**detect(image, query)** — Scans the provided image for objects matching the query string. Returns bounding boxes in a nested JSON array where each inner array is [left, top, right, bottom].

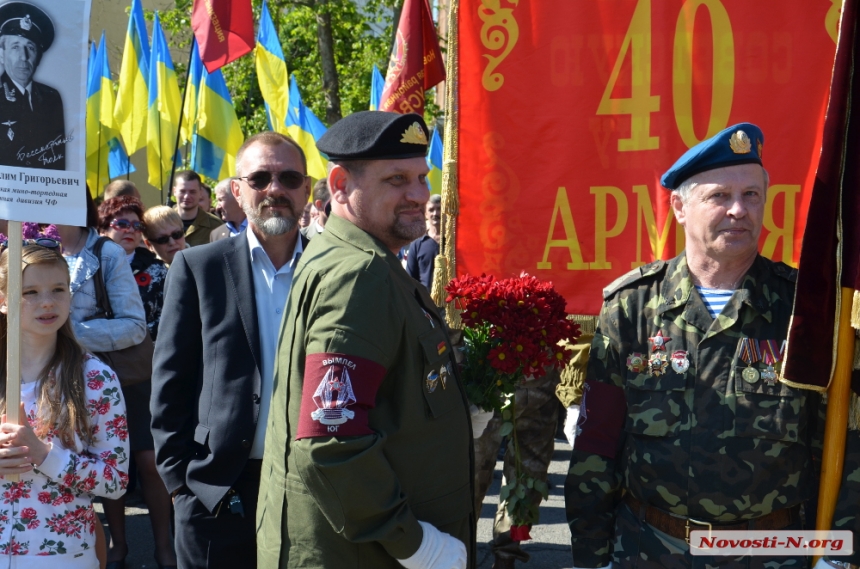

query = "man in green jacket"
[[257, 111, 475, 569]]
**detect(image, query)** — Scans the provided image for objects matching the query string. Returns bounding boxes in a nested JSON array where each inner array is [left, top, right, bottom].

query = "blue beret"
[[0, 2, 54, 53], [317, 111, 428, 161], [660, 123, 764, 190]]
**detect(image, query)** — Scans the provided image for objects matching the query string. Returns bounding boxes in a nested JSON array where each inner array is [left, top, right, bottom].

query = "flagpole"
[[168, 41, 196, 202]]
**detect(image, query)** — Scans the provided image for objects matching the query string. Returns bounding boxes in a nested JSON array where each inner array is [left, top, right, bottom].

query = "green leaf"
[[501, 409, 512, 421], [499, 421, 514, 437], [515, 484, 527, 499], [526, 477, 534, 489], [499, 485, 511, 501], [533, 480, 549, 498]]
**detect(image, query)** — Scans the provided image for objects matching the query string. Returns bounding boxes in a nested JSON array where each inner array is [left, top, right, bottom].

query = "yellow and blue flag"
[[256, 0, 289, 134], [114, 0, 150, 155], [285, 74, 327, 180], [191, 64, 245, 181], [181, 39, 205, 147], [427, 128, 443, 195], [370, 64, 384, 110], [88, 43, 97, 79], [147, 13, 182, 189], [87, 33, 133, 195]]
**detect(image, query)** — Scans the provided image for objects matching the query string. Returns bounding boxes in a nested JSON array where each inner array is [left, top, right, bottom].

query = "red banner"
[[457, 0, 839, 315], [191, 0, 254, 73], [381, 0, 446, 115]]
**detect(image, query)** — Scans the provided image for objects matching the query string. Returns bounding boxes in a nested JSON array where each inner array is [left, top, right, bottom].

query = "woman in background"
[[98, 196, 175, 569]]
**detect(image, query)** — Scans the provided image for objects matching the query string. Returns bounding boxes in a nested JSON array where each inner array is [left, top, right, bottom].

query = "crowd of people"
[[0, 111, 856, 569]]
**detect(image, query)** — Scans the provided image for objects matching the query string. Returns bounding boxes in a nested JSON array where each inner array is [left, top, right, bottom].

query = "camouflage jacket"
[[565, 253, 855, 567]]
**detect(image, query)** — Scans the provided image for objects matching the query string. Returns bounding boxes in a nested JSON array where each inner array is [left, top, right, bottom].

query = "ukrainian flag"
[[146, 13, 182, 190], [87, 33, 134, 195], [427, 128, 443, 195], [285, 75, 327, 180], [191, 65, 245, 181], [256, 0, 290, 135], [114, 0, 150, 155], [181, 39, 204, 147], [370, 64, 384, 110]]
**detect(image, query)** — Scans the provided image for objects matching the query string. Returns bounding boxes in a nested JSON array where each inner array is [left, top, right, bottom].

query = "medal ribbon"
[[739, 337, 761, 365], [760, 339, 781, 366]]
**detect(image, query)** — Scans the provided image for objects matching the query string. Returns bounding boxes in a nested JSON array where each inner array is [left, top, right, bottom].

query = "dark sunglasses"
[[239, 170, 308, 191], [1, 238, 61, 250], [149, 229, 185, 245], [109, 219, 146, 232]]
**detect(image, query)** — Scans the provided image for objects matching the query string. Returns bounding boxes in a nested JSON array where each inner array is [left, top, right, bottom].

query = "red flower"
[[135, 272, 152, 287], [87, 378, 104, 391], [37, 492, 51, 504], [20, 508, 36, 520], [510, 525, 532, 542]]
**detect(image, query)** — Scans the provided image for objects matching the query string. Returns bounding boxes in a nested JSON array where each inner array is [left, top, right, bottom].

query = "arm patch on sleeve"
[[295, 353, 387, 440], [573, 380, 627, 458]]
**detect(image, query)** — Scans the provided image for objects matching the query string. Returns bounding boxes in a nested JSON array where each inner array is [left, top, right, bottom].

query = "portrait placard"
[[0, 0, 90, 226]]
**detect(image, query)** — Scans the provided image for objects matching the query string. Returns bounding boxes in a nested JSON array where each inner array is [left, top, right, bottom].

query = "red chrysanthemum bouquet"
[[445, 272, 580, 537]]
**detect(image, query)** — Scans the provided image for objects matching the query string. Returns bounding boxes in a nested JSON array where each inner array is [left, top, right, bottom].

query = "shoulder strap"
[[91, 237, 114, 319]]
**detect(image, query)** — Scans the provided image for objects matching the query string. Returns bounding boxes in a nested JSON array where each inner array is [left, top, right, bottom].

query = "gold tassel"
[[431, 0, 462, 329], [851, 289, 860, 329]]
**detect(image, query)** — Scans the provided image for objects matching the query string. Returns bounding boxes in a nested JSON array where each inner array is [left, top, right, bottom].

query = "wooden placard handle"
[[4, 221, 22, 483]]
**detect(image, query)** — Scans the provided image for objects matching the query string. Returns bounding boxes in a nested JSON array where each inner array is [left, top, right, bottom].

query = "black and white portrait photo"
[[0, 1, 82, 171]]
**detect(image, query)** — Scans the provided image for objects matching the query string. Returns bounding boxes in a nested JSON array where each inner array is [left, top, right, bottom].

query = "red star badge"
[[648, 330, 671, 352]]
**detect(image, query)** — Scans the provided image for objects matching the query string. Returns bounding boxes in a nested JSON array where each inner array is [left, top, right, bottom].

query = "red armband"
[[573, 380, 627, 458], [295, 353, 387, 440]]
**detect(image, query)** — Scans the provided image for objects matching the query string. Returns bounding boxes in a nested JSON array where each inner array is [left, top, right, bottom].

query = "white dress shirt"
[[247, 228, 303, 459]]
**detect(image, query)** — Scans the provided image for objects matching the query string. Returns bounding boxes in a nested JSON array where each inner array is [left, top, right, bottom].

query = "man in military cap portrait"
[[0, 1, 64, 170], [564, 123, 859, 568], [257, 111, 475, 569]]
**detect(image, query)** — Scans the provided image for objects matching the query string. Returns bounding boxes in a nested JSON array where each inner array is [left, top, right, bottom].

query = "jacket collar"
[[222, 231, 262, 369], [658, 253, 774, 337]]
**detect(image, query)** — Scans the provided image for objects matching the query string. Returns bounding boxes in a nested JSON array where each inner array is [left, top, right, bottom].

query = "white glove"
[[563, 404, 581, 446], [469, 405, 494, 438], [398, 521, 466, 569], [812, 560, 840, 569]]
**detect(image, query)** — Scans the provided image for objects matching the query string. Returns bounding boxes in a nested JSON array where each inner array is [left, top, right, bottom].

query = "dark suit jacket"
[[209, 224, 231, 243], [151, 230, 308, 512], [0, 72, 65, 170]]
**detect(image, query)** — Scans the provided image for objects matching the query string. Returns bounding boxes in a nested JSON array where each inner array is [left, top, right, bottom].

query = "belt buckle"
[[685, 517, 713, 545]]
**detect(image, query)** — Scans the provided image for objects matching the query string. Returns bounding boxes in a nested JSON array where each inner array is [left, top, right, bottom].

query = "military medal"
[[739, 337, 761, 384], [759, 339, 784, 386], [648, 352, 669, 376], [2, 121, 14, 141], [670, 350, 690, 374], [626, 352, 647, 374], [439, 363, 450, 389], [648, 330, 671, 352], [422, 309, 435, 328], [426, 370, 439, 393]]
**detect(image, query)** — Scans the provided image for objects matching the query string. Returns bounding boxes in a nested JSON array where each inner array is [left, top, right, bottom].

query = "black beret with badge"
[[660, 122, 764, 190], [317, 111, 429, 161], [0, 2, 54, 53]]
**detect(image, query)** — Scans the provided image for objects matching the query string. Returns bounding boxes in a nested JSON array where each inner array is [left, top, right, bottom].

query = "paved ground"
[[97, 437, 575, 569], [476, 438, 573, 569]]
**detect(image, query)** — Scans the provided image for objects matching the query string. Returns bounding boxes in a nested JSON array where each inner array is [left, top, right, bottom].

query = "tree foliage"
[[153, 0, 409, 136]]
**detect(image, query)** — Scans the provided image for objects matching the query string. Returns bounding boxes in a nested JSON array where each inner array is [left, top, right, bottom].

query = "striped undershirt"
[[695, 286, 734, 318]]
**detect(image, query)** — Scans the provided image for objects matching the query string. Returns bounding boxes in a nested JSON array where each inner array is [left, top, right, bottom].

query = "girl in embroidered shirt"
[[0, 244, 129, 568]]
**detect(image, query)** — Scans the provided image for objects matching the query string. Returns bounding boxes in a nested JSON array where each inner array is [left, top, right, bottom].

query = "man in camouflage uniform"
[[564, 123, 860, 569], [473, 369, 561, 569]]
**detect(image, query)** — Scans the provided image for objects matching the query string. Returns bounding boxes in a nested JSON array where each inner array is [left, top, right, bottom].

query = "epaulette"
[[770, 261, 798, 283], [602, 260, 667, 300]]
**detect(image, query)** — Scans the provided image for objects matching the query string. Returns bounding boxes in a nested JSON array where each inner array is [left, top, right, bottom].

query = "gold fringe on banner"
[[851, 289, 860, 329], [569, 315, 598, 336], [431, 0, 462, 330], [852, 332, 860, 431]]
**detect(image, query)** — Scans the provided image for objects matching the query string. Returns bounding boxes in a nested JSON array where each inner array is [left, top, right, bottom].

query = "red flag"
[[380, 0, 445, 115], [191, 0, 254, 73]]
